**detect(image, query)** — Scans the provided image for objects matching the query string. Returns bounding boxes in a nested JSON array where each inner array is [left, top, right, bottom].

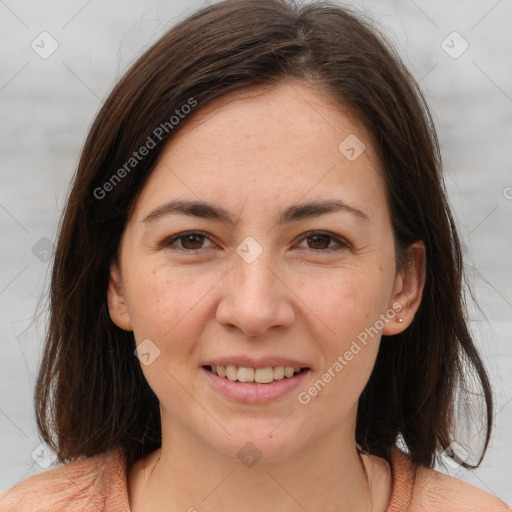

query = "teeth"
[[238, 366, 255, 382], [226, 365, 238, 381], [254, 367, 274, 383], [284, 366, 295, 378], [208, 364, 305, 384], [273, 366, 284, 380]]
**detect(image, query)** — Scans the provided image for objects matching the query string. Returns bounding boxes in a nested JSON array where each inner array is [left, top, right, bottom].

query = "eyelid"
[[160, 230, 216, 252], [161, 230, 349, 253], [295, 231, 349, 252]]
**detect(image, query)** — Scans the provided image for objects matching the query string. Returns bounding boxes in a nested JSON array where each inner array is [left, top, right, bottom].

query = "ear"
[[107, 261, 133, 331], [382, 241, 426, 335]]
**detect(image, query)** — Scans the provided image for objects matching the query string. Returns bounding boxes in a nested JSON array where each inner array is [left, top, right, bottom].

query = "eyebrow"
[[141, 199, 369, 225]]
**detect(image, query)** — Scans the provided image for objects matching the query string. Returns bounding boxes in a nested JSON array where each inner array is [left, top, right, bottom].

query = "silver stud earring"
[[397, 317, 404, 323]]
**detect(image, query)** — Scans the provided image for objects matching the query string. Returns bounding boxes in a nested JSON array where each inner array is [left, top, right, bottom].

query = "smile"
[[204, 364, 307, 384], [202, 365, 310, 404]]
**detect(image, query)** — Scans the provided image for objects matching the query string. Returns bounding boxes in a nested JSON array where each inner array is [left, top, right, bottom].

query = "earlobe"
[[382, 241, 426, 336], [107, 262, 133, 331]]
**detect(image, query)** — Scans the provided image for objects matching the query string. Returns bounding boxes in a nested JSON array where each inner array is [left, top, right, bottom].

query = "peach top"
[[1, 447, 510, 511]]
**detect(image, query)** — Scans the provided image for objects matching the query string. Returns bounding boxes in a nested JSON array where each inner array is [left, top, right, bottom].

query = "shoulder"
[[0, 448, 131, 511], [388, 448, 512, 512], [412, 465, 512, 512]]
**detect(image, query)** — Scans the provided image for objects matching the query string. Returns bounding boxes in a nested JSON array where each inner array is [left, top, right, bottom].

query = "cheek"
[[295, 265, 392, 405], [124, 265, 217, 403], [300, 265, 392, 345], [124, 264, 211, 349]]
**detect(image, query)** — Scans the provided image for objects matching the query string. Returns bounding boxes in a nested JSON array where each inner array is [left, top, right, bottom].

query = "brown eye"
[[297, 231, 348, 253], [306, 234, 331, 250], [179, 233, 205, 250], [163, 231, 215, 252]]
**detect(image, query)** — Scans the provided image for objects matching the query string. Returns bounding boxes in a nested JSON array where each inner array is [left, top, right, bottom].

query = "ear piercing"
[[397, 317, 404, 323]]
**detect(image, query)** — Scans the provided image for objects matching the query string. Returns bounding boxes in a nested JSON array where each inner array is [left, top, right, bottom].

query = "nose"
[[215, 248, 295, 337]]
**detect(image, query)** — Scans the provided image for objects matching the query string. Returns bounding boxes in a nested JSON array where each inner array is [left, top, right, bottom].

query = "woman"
[[1, 0, 510, 510]]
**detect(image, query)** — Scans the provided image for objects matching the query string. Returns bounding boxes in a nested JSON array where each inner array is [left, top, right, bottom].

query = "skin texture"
[[108, 81, 426, 512]]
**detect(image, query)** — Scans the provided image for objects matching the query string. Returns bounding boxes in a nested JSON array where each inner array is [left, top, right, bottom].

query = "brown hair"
[[35, 0, 493, 470]]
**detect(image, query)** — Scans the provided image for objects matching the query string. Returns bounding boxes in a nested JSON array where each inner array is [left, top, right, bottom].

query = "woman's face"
[[108, 81, 422, 461]]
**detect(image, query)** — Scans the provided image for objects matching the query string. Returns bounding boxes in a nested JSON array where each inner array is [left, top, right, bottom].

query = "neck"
[[139, 420, 374, 512]]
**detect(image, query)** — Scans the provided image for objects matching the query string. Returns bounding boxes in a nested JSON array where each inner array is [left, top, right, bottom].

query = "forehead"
[[132, 81, 387, 221], [171, 81, 376, 158]]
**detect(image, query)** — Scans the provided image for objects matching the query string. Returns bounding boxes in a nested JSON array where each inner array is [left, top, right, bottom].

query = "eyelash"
[[161, 230, 348, 255]]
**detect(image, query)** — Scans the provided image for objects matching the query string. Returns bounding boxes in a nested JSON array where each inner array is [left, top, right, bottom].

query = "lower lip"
[[201, 367, 310, 404]]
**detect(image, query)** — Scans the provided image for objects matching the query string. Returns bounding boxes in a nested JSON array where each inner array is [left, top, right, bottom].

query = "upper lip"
[[202, 356, 310, 369]]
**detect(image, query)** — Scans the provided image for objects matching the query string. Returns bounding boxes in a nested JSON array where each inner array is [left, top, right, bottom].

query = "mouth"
[[202, 364, 309, 384], [201, 364, 311, 404]]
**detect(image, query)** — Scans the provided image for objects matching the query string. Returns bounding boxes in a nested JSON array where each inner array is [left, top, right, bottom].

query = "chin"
[[205, 429, 305, 464]]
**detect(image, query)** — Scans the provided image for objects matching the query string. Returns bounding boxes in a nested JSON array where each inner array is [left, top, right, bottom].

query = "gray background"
[[1, 0, 511, 504]]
